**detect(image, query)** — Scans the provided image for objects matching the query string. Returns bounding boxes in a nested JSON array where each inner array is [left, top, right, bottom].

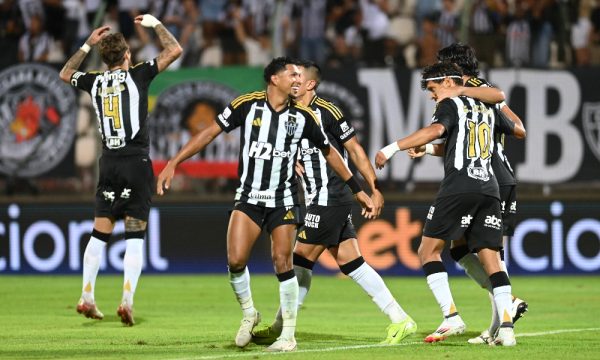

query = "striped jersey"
[[69, 59, 159, 156], [465, 77, 517, 186], [216, 91, 330, 207], [298, 95, 355, 206], [432, 96, 515, 200]]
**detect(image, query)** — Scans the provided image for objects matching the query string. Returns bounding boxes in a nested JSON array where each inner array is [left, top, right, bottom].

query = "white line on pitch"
[[173, 327, 600, 360]]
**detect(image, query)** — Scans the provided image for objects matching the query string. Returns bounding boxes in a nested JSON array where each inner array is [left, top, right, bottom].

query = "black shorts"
[[499, 185, 517, 236], [423, 193, 503, 251], [232, 202, 301, 233], [95, 154, 154, 221], [296, 204, 357, 247]]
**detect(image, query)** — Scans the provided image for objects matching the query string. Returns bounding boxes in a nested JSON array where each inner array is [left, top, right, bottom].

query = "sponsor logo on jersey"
[[427, 206, 435, 220], [248, 141, 292, 160], [468, 165, 490, 181], [0, 63, 77, 177], [300, 146, 321, 156], [248, 189, 275, 200]]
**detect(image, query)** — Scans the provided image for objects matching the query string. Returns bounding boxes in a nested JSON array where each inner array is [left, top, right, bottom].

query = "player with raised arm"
[[409, 43, 528, 344], [156, 57, 373, 352], [376, 62, 522, 346], [252, 61, 416, 345], [59, 14, 182, 326]]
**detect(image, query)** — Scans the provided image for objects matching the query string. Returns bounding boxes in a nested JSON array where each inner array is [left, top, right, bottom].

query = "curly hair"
[[437, 43, 479, 77], [98, 33, 128, 68], [263, 57, 297, 84]]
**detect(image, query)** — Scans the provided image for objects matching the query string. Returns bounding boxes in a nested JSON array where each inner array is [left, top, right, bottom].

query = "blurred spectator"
[[199, 0, 227, 49], [63, 0, 90, 55], [360, 0, 390, 67], [505, 0, 530, 67], [590, 0, 600, 65], [220, 0, 247, 65], [415, 0, 440, 36], [286, 0, 328, 65], [326, 0, 362, 67], [0, 0, 24, 68], [417, 13, 440, 67], [118, 0, 147, 40], [571, 0, 593, 67], [242, 0, 276, 66], [469, 0, 497, 66], [527, 0, 554, 68], [18, 13, 50, 62], [436, 0, 460, 49]]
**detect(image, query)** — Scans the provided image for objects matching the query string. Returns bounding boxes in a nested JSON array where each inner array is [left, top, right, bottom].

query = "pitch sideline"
[[173, 327, 600, 360]]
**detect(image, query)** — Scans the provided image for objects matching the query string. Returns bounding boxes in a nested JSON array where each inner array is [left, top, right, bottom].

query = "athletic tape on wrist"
[[80, 43, 91, 53], [380, 142, 400, 160], [425, 143, 435, 155]]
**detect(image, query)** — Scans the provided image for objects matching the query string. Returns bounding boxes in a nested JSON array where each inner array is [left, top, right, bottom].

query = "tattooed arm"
[[135, 14, 183, 72], [59, 26, 110, 84]]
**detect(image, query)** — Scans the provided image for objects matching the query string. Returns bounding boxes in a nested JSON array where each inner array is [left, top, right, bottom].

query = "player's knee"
[[124, 217, 147, 232], [271, 252, 291, 270], [227, 258, 247, 273]]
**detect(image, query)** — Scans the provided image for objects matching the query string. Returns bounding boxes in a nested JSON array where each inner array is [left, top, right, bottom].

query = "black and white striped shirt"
[[216, 91, 330, 207], [299, 95, 355, 206], [70, 59, 159, 156], [465, 77, 516, 186], [432, 95, 515, 200]]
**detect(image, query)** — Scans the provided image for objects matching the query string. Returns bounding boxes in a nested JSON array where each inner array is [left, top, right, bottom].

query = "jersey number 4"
[[103, 96, 122, 131]]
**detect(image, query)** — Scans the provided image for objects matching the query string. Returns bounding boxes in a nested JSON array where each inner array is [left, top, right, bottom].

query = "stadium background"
[[1, 0, 599, 277]]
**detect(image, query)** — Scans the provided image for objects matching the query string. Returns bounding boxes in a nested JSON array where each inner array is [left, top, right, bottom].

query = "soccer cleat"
[[511, 297, 528, 324], [381, 316, 418, 345], [492, 327, 517, 346], [117, 302, 135, 326], [252, 324, 282, 345], [468, 330, 492, 345], [265, 337, 297, 352], [424, 316, 466, 343], [76, 298, 104, 320], [235, 311, 261, 347]]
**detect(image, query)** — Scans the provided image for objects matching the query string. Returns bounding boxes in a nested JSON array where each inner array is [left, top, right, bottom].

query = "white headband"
[[422, 75, 462, 81]]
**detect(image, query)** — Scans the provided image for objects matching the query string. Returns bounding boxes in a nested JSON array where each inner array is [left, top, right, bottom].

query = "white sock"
[[493, 284, 513, 326], [229, 267, 256, 318], [272, 265, 311, 330], [488, 292, 500, 335], [81, 237, 106, 302], [349, 262, 408, 323], [122, 239, 143, 305], [295, 265, 312, 307], [426, 272, 457, 318], [279, 277, 299, 340], [458, 253, 492, 291]]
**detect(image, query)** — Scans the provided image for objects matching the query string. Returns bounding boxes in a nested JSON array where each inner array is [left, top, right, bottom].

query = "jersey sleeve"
[[465, 77, 493, 88], [495, 109, 516, 135], [320, 102, 355, 144], [129, 58, 159, 87], [300, 108, 330, 149], [431, 99, 457, 136], [215, 102, 244, 133], [69, 71, 97, 92]]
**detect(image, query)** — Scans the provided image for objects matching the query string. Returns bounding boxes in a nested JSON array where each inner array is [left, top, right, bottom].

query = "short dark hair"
[[297, 59, 322, 89], [421, 62, 463, 90], [263, 57, 297, 84], [98, 33, 128, 68], [437, 43, 479, 77]]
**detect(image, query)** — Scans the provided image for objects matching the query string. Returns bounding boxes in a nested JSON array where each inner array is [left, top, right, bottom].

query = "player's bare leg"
[[419, 236, 466, 343], [227, 211, 262, 347]]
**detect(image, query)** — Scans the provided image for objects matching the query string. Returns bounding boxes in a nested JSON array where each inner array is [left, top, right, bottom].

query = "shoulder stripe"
[[231, 91, 266, 109], [295, 102, 320, 126], [315, 98, 343, 120]]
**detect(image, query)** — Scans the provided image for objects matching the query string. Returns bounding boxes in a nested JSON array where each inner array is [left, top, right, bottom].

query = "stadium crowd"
[[2, 0, 600, 71]]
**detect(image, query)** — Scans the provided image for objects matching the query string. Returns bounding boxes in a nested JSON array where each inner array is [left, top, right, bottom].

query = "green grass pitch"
[[0, 275, 599, 359]]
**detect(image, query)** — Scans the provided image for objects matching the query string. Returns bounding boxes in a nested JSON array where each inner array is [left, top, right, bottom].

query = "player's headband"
[[422, 75, 462, 82]]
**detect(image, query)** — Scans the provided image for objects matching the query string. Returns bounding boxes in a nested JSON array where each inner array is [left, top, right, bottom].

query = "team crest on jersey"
[[582, 102, 600, 163], [284, 116, 297, 136], [0, 64, 77, 177]]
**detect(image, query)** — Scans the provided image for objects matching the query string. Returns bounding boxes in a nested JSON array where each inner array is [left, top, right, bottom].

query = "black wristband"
[[346, 176, 362, 194]]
